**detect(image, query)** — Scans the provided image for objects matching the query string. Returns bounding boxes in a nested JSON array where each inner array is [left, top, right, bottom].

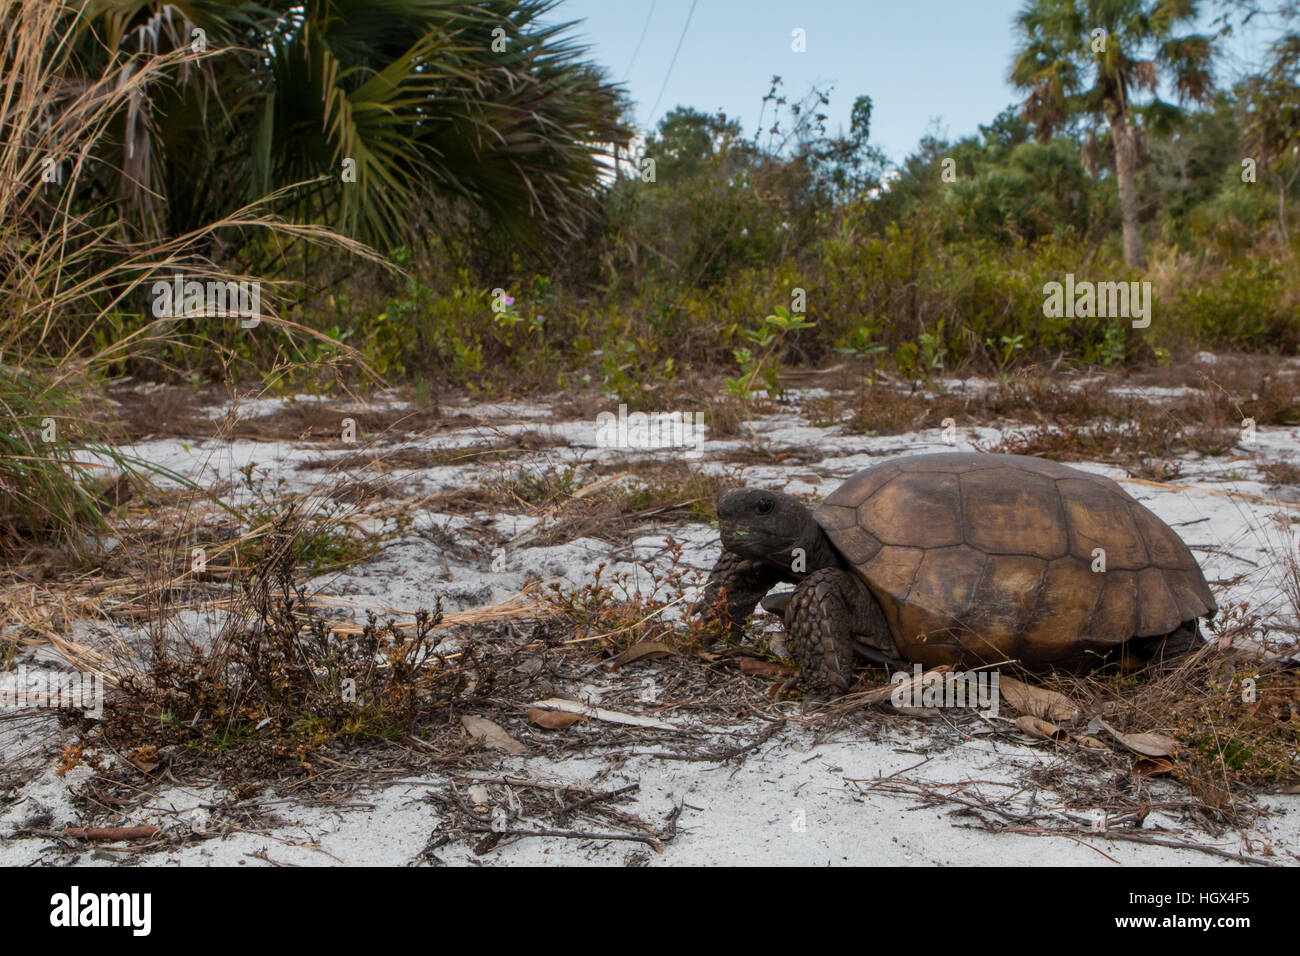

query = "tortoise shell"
[[813, 453, 1216, 668]]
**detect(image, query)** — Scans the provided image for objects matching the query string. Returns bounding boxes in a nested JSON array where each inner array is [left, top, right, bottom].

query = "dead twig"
[[465, 825, 663, 853]]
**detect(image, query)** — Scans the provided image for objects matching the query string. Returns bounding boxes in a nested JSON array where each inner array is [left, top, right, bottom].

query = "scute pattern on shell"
[[813, 452, 1216, 667]]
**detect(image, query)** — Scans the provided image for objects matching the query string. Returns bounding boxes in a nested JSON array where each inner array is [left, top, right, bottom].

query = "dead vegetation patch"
[[793, 373, 1290, 475], [711, 442, 826, 466], [503, 460, 730, 547], [806, 367, 1295, 455], [1261, 461, 1300, 486], [222, 402, 443, 442], [1033, 635, 1300, 818], [295, 430, 564, 471]]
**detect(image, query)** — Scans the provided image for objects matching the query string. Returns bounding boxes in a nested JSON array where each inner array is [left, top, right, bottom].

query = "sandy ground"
[[2, 378, 1298, 866]]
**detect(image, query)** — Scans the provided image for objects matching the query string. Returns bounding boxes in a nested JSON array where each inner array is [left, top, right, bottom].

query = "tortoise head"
[[716, 488, 824, 569]]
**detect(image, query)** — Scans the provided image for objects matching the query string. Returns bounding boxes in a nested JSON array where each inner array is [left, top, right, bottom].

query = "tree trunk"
[[1108, 112, 1145, 269], [1280, 179, 1290, 244], [1277, 168, 1295, 244]]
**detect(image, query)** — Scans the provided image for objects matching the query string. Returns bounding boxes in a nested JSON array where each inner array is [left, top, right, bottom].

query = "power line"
[[645, 0, 697, 129], [623, 0, 657, 79]]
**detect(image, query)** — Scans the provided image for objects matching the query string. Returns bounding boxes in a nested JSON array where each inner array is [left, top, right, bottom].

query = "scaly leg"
[[786, 568, 892, 694], [693, 551, 782, 639]]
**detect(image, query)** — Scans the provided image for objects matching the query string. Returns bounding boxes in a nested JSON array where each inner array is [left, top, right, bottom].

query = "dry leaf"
[[1098, 718, 1181, 758], [1015, 714, 1067, 741], [530, 698, 681, 731], [1133, 756, 1175, 777], [999, 675, 1081, 721], [461, 715, 526, 754], [528, 706, 583, 729], [739, 658, 793, 677], [1076, 734, 1109, 750], [606, 641, 672, 670]]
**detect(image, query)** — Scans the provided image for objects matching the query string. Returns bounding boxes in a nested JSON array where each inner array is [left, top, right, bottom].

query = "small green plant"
[[837, 324, 888, 395], [917, 321, 948, 377], [987, 332, 1026, 384], [1098, 324, 1126, 367], [234, 464, 376, 573], [723, 304, 817, 403]]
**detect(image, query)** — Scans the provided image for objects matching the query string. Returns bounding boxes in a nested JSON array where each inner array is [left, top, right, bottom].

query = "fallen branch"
[[558, 783, 640, 823], [1001, 827, 1279, 867], [465, 825, 662, 853], [64, 825, 160, 842], [639, 719, 785, 762], [856, 777, 1279, 867]]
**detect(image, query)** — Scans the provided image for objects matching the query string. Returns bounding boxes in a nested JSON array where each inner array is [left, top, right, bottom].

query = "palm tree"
[[1240, 33, 1300, 242], [70, 0, 630, 249], [1011, 0, 1216, 267]]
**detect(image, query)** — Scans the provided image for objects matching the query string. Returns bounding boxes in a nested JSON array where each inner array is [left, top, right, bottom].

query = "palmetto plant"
[[1011, 0, 1216, 268], [0, 0, 376, 550], [0, 0, 623, 550], [73, 0, 629, 248]]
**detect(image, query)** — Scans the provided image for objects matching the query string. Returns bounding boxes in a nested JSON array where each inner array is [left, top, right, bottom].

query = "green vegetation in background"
[[24, 1, 1300, 401]]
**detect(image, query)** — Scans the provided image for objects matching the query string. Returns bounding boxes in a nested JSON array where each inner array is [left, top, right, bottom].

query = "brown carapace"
[[695, 452, 1217, 694], [813, 452, 1216, 669]]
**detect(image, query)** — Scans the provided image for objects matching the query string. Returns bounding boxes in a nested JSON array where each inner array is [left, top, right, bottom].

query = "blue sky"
[[551, 0, 1284, 163]]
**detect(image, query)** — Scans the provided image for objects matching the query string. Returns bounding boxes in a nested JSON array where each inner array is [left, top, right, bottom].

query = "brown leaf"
[[606, 641, 672, 670], [64, 826, 159, 842], [1015, 714, 1068, 741], [999, 675, 1081, 722], [1133, 756, 1175, 777], [529, 698, 680, 731], [461, 715, 527, 754], [739, 658, 793, 677], [527, 706, 584, 730], [1076, 734, 1109, 750], [1098, 718, 1181, 757]]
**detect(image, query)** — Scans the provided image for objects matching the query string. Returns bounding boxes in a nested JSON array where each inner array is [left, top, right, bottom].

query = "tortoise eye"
[[755, 498, 774, 515]]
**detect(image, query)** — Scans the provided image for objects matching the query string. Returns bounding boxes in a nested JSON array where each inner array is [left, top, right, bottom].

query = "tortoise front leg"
[[785, 568, 892, 695], [692, 551, 782, 639]]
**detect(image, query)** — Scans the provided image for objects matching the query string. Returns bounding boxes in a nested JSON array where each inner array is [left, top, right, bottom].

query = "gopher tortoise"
[[693, 452, 1216, 693]]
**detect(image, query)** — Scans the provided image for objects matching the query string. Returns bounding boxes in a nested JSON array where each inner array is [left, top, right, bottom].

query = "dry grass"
[[1262, 461, 1300, 486], [1041, 648, 1299, 813], [0, 1, 388, 556], [791, 366, 1298, 477]]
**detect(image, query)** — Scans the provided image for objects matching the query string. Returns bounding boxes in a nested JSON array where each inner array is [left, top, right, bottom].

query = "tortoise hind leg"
[[785, 568, 892, 695], [1125, 621, 1204, 669]]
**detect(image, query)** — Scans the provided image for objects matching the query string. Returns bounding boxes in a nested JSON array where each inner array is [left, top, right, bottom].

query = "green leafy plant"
[[723, 304, 817, 402]]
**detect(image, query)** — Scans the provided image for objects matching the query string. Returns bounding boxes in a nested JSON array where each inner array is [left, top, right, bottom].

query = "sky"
[[550, 0, 1287, 164]]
